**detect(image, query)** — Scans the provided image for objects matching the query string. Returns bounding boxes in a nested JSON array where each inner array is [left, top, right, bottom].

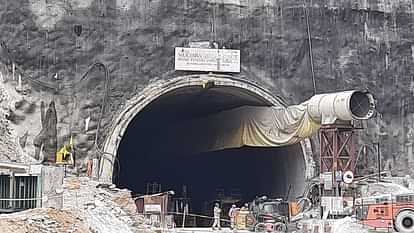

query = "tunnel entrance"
[[106, 75, 311, 222]]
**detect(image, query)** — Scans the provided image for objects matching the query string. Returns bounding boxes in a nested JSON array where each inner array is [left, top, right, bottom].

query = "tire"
[[395, 210, 414, 233], [274, 222, 288, 232], [254, 223, 266, 233]]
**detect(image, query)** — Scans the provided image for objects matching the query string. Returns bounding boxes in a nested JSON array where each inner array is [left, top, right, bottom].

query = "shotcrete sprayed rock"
[[0, 84, 18, 161], [0, 0, 413, 175], [33, 101, 58, 163]]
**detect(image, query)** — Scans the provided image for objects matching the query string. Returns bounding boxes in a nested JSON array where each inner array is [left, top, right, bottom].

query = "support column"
[[407, 126, 414, 175], [407, 141, 414, 176], [319, 124, 356, 196], [9, 173, 15, 209]]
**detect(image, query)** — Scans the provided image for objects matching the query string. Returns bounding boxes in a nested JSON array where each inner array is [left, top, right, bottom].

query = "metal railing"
[[0, 175, 10, 209], [0, 175, 40, 212]]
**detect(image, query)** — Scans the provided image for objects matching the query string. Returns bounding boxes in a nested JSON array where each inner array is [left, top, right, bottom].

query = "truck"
[[355, 193, 414, 233]]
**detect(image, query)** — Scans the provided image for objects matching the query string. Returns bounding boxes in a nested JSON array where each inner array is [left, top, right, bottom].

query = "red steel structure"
[[319, 124, 357, 191]]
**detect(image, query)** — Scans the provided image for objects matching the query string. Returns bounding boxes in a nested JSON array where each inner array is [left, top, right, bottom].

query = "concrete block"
[[41, 165, 64, 209]]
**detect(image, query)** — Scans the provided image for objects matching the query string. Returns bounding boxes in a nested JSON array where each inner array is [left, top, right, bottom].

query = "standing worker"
[[212, 203, 222, 231], [403, 175, 411, 188], [228, 204, 237, 230]]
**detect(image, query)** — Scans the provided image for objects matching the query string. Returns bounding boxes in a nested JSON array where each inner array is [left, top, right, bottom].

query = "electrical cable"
[[166, 211, 231, 223], [302, 0, 317, 95], [63, 62, 120, 181], [0, 41, 58, 91]]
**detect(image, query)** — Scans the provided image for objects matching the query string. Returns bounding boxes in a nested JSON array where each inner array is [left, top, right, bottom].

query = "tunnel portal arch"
[[101, 74, 316, 198]]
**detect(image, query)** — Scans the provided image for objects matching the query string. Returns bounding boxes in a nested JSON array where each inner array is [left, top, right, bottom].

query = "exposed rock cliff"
[[0, 0, 413, 174]]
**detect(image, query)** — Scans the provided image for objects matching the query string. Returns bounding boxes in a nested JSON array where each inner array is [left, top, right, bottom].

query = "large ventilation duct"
[[154, 90, 376, 155], [307, 91, 376, 125]]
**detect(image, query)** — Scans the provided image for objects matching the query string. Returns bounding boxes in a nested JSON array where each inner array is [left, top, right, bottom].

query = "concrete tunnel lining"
[[102, 75, 316, 202]]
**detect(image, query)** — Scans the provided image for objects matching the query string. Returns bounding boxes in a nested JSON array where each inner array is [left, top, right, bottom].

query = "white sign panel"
[[321, 197, 331, 208], [189, 41, 211, 49], [210, 0, 247, 6], [29, 164, 42, 175], [175, 47, 240, 73], [322, 172, 333, 190], [331, 197, 344, 213], [145, 204, 162, 213], [321, 197, 344, 214]]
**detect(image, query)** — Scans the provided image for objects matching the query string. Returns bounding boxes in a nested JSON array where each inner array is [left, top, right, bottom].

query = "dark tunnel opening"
[[114, 85, 307, 223]]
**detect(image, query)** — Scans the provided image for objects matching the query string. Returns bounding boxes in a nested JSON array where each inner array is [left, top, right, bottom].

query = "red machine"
[[355, 193, 414, 233]]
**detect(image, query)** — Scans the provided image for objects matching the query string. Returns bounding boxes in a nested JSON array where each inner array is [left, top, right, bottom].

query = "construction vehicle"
[[244, 196, 289, 233], [355, 193, 414, 233], [56, 136, 74, 165]]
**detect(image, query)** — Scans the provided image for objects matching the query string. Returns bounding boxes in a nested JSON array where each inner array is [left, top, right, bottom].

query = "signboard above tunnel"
[[175, 47, 240, 73]]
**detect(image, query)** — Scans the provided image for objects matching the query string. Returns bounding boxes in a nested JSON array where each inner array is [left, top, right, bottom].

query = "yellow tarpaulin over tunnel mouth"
[[152, 103, 321, 155]]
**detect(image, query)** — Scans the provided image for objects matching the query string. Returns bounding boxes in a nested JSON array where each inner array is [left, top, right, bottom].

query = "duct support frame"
[[319, 124, 356, 197]]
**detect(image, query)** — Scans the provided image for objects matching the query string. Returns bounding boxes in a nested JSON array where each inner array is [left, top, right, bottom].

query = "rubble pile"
[[299, 217, 370, 233], [0, 208, 90, 233], [63, 177, 152, 233], [0, 176, 155, 233], [331, 217, 369, 233], [362, 181, 412, 197]]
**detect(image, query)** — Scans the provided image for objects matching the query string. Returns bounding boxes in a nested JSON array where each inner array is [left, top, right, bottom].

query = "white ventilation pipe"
[[307, 90, 376, 125]]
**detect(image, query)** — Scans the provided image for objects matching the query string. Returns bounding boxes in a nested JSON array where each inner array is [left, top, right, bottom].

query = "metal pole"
[[9, 173, 15, 209], [182, 203, 186, 228], [377, 142, 381, 183], [162, 195, 166, 230], [303, 0, 317, 95]]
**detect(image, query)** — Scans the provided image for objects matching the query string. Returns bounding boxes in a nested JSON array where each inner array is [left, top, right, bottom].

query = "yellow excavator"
[[56, 136, 75, 165]]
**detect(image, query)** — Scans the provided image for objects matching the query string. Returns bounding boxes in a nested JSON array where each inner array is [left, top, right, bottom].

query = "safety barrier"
[[0, 175, 40, 212]]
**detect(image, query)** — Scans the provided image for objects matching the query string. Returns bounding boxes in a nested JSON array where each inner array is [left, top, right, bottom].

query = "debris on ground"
[[298, 217, 370, 233], [0, 176, 155, 233], [331, 217, 369, 233], [0, 208, 90, 233], [62, 176, 153, 233], [362, 181, 413, 197]]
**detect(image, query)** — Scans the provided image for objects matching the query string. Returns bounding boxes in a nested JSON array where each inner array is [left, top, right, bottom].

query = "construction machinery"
[[242, 196, 289, 233], [56, 136, 74, 165], [355, 193, 414, 233]]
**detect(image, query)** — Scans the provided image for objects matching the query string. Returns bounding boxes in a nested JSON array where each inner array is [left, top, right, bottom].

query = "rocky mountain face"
[[0, 0, 413, 175]]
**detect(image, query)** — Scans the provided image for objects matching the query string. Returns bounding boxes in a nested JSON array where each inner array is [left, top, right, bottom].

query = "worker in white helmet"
[[228, 204, 237, 230], [212, 203, 221, 231]]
